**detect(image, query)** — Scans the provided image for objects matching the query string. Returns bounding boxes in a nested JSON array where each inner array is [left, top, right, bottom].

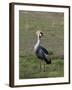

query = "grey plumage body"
[[35, 45, 51, 64]]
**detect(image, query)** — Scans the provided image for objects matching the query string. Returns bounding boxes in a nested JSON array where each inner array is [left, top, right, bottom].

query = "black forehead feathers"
[[40, 32, 43, 35]]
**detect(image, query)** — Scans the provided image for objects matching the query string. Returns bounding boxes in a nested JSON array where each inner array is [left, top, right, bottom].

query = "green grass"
[[19, 11, 64, 79], [19, 55, 64, 79], [19, 11, 64, 56]]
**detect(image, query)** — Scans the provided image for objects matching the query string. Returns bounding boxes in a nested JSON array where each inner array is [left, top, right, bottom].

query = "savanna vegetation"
[[19, 11, 64, 79]]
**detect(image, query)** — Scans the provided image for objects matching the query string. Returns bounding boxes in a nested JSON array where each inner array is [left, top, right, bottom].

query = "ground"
[[19, 55, 64, 79], [19, 11, 64, 79]]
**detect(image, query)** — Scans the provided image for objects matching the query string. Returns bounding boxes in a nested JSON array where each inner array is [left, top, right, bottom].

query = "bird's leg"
[[44, 60, 45, 72], [40, 60, 41, 72]]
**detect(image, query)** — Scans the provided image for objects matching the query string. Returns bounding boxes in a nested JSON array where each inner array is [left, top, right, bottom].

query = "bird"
[[34, 30, 51, 72]]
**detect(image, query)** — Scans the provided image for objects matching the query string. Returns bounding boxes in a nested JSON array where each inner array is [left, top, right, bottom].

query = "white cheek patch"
[[40, 34, 42, 36]]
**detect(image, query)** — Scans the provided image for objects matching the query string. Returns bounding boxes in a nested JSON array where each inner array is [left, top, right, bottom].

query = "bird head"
[[36, 30, 43, 39]]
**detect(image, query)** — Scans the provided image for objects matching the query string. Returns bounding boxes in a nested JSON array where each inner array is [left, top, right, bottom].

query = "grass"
[[19, 11, 64, 79], [19, 11, 64, 56], [19, 55, 64, 79]]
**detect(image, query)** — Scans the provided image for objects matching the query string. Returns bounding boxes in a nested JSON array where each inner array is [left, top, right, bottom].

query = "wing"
[[36, 48, 45, 60], [36, 47, 50, 64], [40, 46, 48, 55]]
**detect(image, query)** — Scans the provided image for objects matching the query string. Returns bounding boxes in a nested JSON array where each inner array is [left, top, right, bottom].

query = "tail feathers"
[[44, 58, 51, 64]]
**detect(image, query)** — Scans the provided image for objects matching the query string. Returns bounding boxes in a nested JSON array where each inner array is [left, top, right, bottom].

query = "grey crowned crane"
[[34, 31, 51, 72]]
